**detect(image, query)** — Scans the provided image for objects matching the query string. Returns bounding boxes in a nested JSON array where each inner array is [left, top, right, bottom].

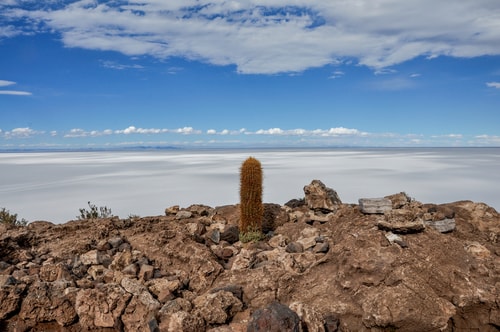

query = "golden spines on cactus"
[[239, 157, 264, 242]]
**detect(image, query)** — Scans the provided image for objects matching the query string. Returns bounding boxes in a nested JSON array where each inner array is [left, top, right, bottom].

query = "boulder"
[[19, 281, 77, 327], [75, 283, 131, 329], [247, 302, 301, 332], [385, 192, 412, 209], [192, 290, 243, 325], [304, 180, 342, 212], [121, 291, 161, 332], [0, 277, 25, 320], [359, 198, 392, 214]]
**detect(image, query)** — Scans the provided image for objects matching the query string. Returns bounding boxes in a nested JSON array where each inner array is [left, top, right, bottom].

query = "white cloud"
[[0, 80, 32, 95], [5, 0, 500, 74], [328, 71, 344, 79], [0, 90, 32, 95], [486, 82, 500, 89], [100, 60, 144, 70], [0, 80, 16, 87], [3, 127, 42, 138]]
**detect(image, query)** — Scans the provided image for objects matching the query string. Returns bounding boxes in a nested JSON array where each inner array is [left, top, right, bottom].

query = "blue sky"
[[1, 0, 500, 149]]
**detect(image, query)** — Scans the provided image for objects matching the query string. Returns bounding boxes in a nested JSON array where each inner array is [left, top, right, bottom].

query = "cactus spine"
[[239, 157, 264, 242]]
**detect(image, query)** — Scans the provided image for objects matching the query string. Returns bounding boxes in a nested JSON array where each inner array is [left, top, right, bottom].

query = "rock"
[[465, 242, 491, 259], [263, 203, 288, 233], [187, 204, 213, 216], [305, 211, 334, 224], [176, 210, 193, 220], [80, 249, 102, 265], [285, 241, 304, 253], [39, 263, 72, 282], [324, 314, 340, 332], [384, 232, 408, 248], [359, 198, 392, 214], [0, 278, 25, 320], [424, 218, 456, 233], [139, 264, 155, 281], [122, 263, 138, 277], [158, 310, 206, 332], [268, 234, 289, 248], [121, 277, 147, 295], [121, 291, 161, 332], [108, 236, 124, 249], [289, 302, 325, 332], [297, 236, 318, 250], [247, 302, 301, 332], [208, 228, 221, 244], [76, 283, 131, 329], [220, 225, 239, 244], [304, 180, 342, 212], [19, 281, 77, 327], [193, 290, 243, 325], [377, 220, 425, 234], [165, 205, 180, 216], [313, 242, 330, 253], [147, 278, 182, 297], [385, 192, 412, 209], [285, 198, 306, 208], [210, 284, 243, 301]]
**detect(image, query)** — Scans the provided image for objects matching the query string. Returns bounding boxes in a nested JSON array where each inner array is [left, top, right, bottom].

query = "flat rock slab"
[[377, 220, 425, 234], [359, 198, 392, 214], [424, 218, 456, 233]]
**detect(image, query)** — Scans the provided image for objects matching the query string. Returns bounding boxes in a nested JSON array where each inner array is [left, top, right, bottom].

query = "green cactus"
[[239, 157, 264, 242]]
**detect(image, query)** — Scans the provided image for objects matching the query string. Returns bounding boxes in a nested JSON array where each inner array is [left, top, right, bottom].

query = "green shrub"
[[0, 208, 27, 226], [78, 201, 113, 220], [239, 157, 264, 243]]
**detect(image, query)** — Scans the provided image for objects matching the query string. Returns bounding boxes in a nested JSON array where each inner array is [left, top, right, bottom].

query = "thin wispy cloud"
[[4, 1, 500, 74], [100, 60, 144, 70], [486, 82, 500, 89], [0, 79, 32, 95]]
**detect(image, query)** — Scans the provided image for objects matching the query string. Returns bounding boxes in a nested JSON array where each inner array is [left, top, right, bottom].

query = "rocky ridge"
[[0, 180, 499, 331]]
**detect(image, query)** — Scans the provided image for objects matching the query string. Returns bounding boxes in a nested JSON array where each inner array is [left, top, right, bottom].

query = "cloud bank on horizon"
[[1, 125, 500, 149], [2, 0, 500, 74]]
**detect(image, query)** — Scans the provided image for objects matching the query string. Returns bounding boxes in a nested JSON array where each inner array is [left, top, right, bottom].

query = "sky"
[[1, 0, 500, 149]]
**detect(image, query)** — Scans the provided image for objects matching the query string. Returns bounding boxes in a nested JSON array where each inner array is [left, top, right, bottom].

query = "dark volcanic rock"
[[247, 302, 300, 332]]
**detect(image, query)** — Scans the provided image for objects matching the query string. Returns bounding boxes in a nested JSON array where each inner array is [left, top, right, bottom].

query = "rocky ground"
[[0, 180, 499, 331]]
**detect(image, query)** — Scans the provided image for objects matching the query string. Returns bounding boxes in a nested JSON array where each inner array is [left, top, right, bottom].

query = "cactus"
[[239, 157, 264, 242]]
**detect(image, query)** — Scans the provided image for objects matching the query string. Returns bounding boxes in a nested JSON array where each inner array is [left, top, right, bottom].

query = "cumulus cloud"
[[4, 0, 500, 74], [3, 127, 42, 138], [486, 82, 500, 89]]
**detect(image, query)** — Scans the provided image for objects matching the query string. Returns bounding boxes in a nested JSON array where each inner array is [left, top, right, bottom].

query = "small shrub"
[[78, 201, 113, 220], [0, 208, 28, 226], [239, 230, 265, 243]]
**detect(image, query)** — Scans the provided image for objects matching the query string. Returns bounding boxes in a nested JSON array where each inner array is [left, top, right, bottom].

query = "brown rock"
[[247, 302, 300, 332], [75, 283, 131, 329], [121, 291, 161, 332], [0, 277, 25, 320], [139, 264, 155, 281], [19, 280, 77, 327], [193, 290, 243, 325], [304, 180, 342, 212], [158, 310, 206, 332], [289, 302, 325, 332]]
